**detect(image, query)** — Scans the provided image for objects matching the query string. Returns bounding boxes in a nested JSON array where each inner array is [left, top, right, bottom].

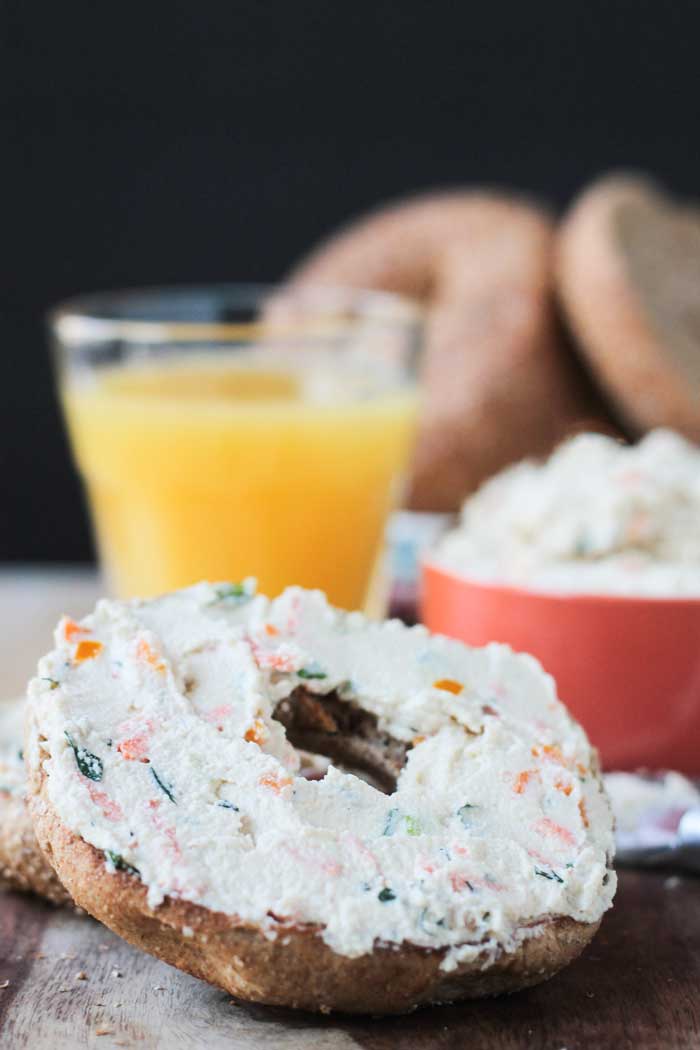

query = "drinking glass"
[[50, 284, 421, 611]]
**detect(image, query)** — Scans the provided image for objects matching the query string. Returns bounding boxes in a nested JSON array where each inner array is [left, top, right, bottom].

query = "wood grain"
[[0, 871, 698, 1049]]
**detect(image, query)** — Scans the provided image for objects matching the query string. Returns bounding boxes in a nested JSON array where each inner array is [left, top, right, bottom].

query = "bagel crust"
[[25, 583, 615, 1013], [30, 784, 600, 1013], [289, 190, 608, 511], [1, 791, 72, 904]]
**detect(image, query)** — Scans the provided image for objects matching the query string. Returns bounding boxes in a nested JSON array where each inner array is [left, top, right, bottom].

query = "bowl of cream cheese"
[[422, 429, 700, 773]]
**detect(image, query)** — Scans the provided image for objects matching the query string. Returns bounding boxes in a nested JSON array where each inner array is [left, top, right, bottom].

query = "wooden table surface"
[[1, 569, 699, 1049]]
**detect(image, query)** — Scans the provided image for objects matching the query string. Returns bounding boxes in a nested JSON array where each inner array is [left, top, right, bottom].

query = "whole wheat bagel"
[[26, 583, 614, 1013], [289, 190, 608, 511], [557, 173, 700, 438], [0, 696, 71, 904]]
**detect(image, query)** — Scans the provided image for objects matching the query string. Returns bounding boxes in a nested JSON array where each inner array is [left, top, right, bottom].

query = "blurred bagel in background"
[[289, 190, 611, 512], [557, 174, 700, 439]]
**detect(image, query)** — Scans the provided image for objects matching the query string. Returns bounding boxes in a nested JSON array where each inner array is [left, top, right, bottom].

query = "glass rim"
[[49, 282, 423, 345]]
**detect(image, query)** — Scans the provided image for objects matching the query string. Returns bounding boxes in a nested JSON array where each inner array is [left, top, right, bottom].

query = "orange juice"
[[62, 357, 418, 608]]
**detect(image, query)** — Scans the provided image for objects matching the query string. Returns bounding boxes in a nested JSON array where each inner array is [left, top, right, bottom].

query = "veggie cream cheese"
[[27, 584, 615, 970], [433, 429, 700, 596], [0, 698, 25, 799]]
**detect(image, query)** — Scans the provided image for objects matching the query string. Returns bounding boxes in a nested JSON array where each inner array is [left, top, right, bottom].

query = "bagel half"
[[289, 190, 609, 511], [0, 696, 71, 904], [557, 173, 700, 438], [26, 583, 615, 1014], [29, 802, 598, 1013]]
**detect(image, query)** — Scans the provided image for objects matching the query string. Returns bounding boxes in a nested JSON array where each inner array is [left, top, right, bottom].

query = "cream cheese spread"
[[0, 697, 26, 799], [27, 584, 615, 970], [433, 429, 700, 596], [604, 771, 700, 836]]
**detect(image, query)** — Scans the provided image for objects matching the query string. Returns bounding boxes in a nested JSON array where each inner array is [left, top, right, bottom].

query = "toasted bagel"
[[0, 696, 71, 904], [289, 190, 608, 511], [557, 173, 700, 437], [27, 583, 615, 1013]]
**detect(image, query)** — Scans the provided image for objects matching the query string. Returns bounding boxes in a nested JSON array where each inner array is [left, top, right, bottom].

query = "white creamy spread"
[[433, 429, 700, 596], [27, 584, 615, 970], [604, 771, 700, 836], [0, 697, 26, 798]]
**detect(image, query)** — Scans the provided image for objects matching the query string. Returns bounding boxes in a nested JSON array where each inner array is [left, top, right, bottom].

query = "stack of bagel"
[[289, 172, 700, 512]]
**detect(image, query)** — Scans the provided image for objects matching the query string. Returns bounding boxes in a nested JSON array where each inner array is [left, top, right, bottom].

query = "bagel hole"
[[273, 688, 408, 795], [297, 750, 389, 792]]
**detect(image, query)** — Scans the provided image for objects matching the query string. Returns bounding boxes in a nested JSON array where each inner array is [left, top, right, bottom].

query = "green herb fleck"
[[210, 582, 251, 605], [41, 677, 59, 690], [383, 808, 400, 836], [419, 908, 445, 931], [17, 749, 23, 763], [65, 731, 103, 782], [216, 800, 239, 811], [378, 887, 396, 902], [534, 866, 564, 884], [404, 815, 421, 836], [104, 850, 140, 877], [151, 768, 176, 803], [457, 803, 477, 827], [297, 664, 327, 680], [383, 809, 421, 836]]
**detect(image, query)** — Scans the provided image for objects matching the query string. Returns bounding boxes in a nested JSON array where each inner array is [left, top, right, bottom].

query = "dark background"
[[3, 1, 700, 564]]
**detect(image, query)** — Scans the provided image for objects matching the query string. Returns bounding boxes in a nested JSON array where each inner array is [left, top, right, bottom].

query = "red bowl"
[[421, 559, 700, 774]]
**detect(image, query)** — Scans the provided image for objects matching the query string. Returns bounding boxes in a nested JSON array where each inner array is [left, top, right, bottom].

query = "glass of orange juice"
[[50, 284, 421, 610]]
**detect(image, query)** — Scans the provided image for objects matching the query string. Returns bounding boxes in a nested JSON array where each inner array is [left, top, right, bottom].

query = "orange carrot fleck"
[[136, 639, 166, 673], [534, 817, 576, 846], [555, 778, 573, 797], [117, 733, 150, 762], [514, 770, 539, 794], [264, 624, 279, 637], [74, 639, 103, 662], [577, 762, 588, 777], [450, 872, 472, 893], [579, 799, 590, 828], [542, 744, 566, 765], [412, 734, 426, 747], [244, 719, 267, 746], [259, 773, 292, 795], [64, 618, 88, 643], [433, 678, 463, 695], [87, 784, 123, 822]]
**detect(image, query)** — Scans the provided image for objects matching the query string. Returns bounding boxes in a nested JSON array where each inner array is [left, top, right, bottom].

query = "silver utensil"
[[615, 804, 700, 872]]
